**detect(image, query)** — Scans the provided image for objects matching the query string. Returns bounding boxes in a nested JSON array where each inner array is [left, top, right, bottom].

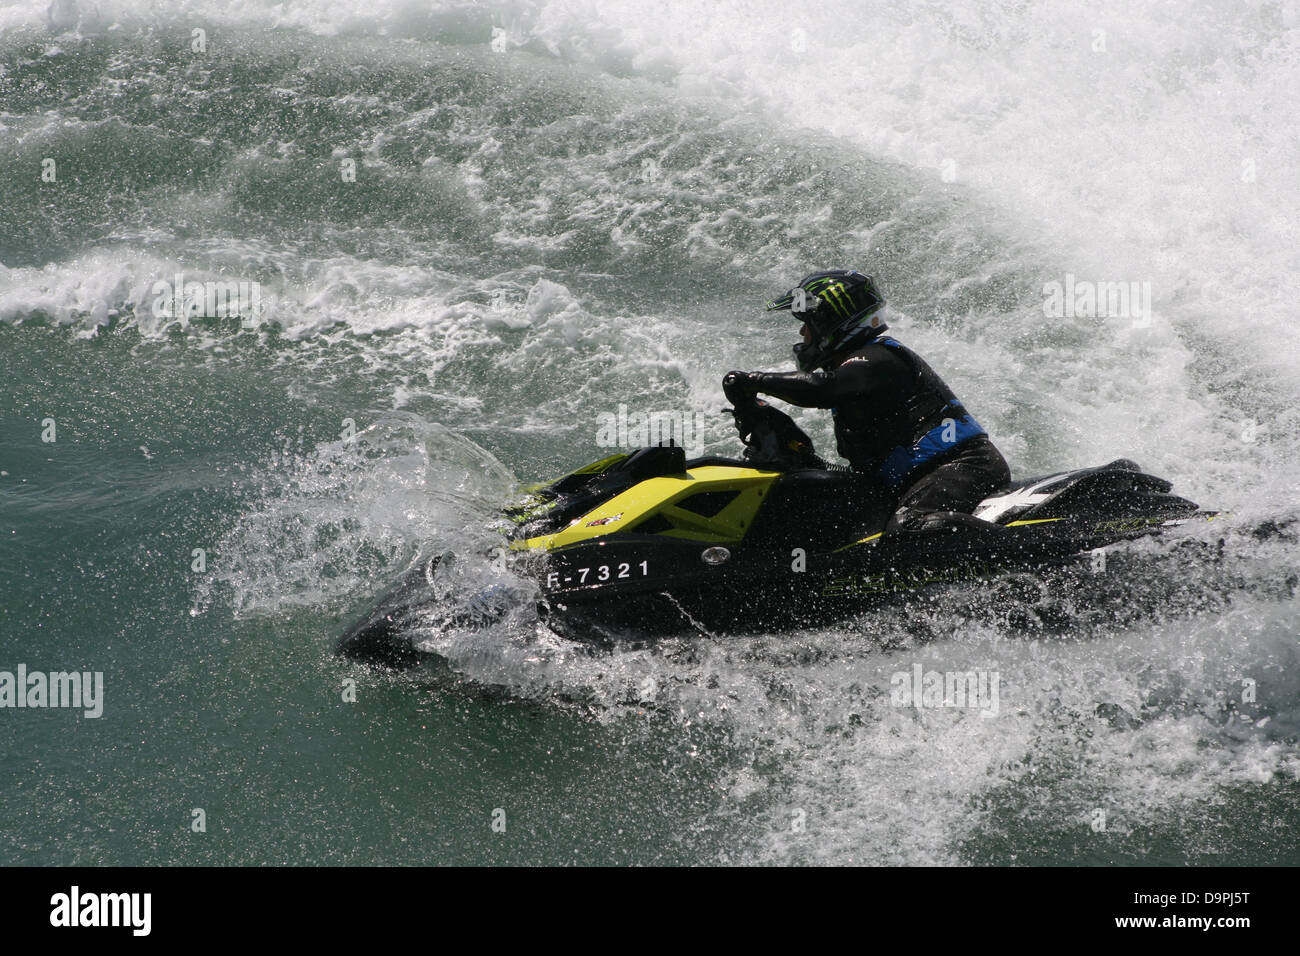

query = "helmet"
[[765, 270, 888, 371]]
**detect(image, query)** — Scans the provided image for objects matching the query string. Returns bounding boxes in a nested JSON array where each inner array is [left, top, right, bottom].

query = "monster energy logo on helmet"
[[766, 269, 888, 371]]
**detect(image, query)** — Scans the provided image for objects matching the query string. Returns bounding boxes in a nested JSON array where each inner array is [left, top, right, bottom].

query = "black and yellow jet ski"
[[338, 400, 1205, 667]]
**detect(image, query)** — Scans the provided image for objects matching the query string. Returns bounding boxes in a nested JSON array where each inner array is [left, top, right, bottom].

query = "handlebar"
[[722, 374, 822, 469]]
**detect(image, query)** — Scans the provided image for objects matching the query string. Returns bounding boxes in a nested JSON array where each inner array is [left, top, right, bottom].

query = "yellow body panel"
[[833, 531, 883, 552], [511, 465, 780, 552]]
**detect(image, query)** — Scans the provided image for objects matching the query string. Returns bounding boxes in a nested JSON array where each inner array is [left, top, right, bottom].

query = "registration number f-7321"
[[547, 561, 649, 589]]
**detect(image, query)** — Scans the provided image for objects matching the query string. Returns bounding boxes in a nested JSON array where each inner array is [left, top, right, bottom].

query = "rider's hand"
[[723, 370, 759, 406]]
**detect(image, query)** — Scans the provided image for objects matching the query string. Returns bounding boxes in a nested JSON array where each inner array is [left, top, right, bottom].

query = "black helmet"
[[765, 269, 888, 371]]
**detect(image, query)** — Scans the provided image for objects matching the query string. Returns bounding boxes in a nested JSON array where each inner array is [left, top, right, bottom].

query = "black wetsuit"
[[745, 335, 1010, 530]]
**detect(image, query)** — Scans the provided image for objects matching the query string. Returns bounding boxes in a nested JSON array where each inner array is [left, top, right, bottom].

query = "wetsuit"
[[739, 336, 1010, 531]]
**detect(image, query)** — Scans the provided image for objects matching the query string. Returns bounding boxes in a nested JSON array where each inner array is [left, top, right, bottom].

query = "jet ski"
[[338, 395, 1207, 668]]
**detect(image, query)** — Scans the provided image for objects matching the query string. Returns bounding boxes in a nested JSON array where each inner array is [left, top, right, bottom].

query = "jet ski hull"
[[338, 452, 1205, 666]]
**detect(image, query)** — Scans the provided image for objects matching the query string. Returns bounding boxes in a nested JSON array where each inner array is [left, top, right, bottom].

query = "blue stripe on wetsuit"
[[879, 402, 986, 489], [872, 334, 987, 490]]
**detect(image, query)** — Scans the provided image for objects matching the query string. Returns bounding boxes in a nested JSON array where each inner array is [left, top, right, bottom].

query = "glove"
[[722, 370, 760, 406]]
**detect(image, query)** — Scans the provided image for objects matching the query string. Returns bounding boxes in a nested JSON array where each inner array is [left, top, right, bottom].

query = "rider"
[[723, 270, 1010, 534]]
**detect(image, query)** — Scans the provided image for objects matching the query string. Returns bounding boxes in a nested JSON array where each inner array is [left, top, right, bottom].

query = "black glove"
[[722, 370, 759, 407]]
